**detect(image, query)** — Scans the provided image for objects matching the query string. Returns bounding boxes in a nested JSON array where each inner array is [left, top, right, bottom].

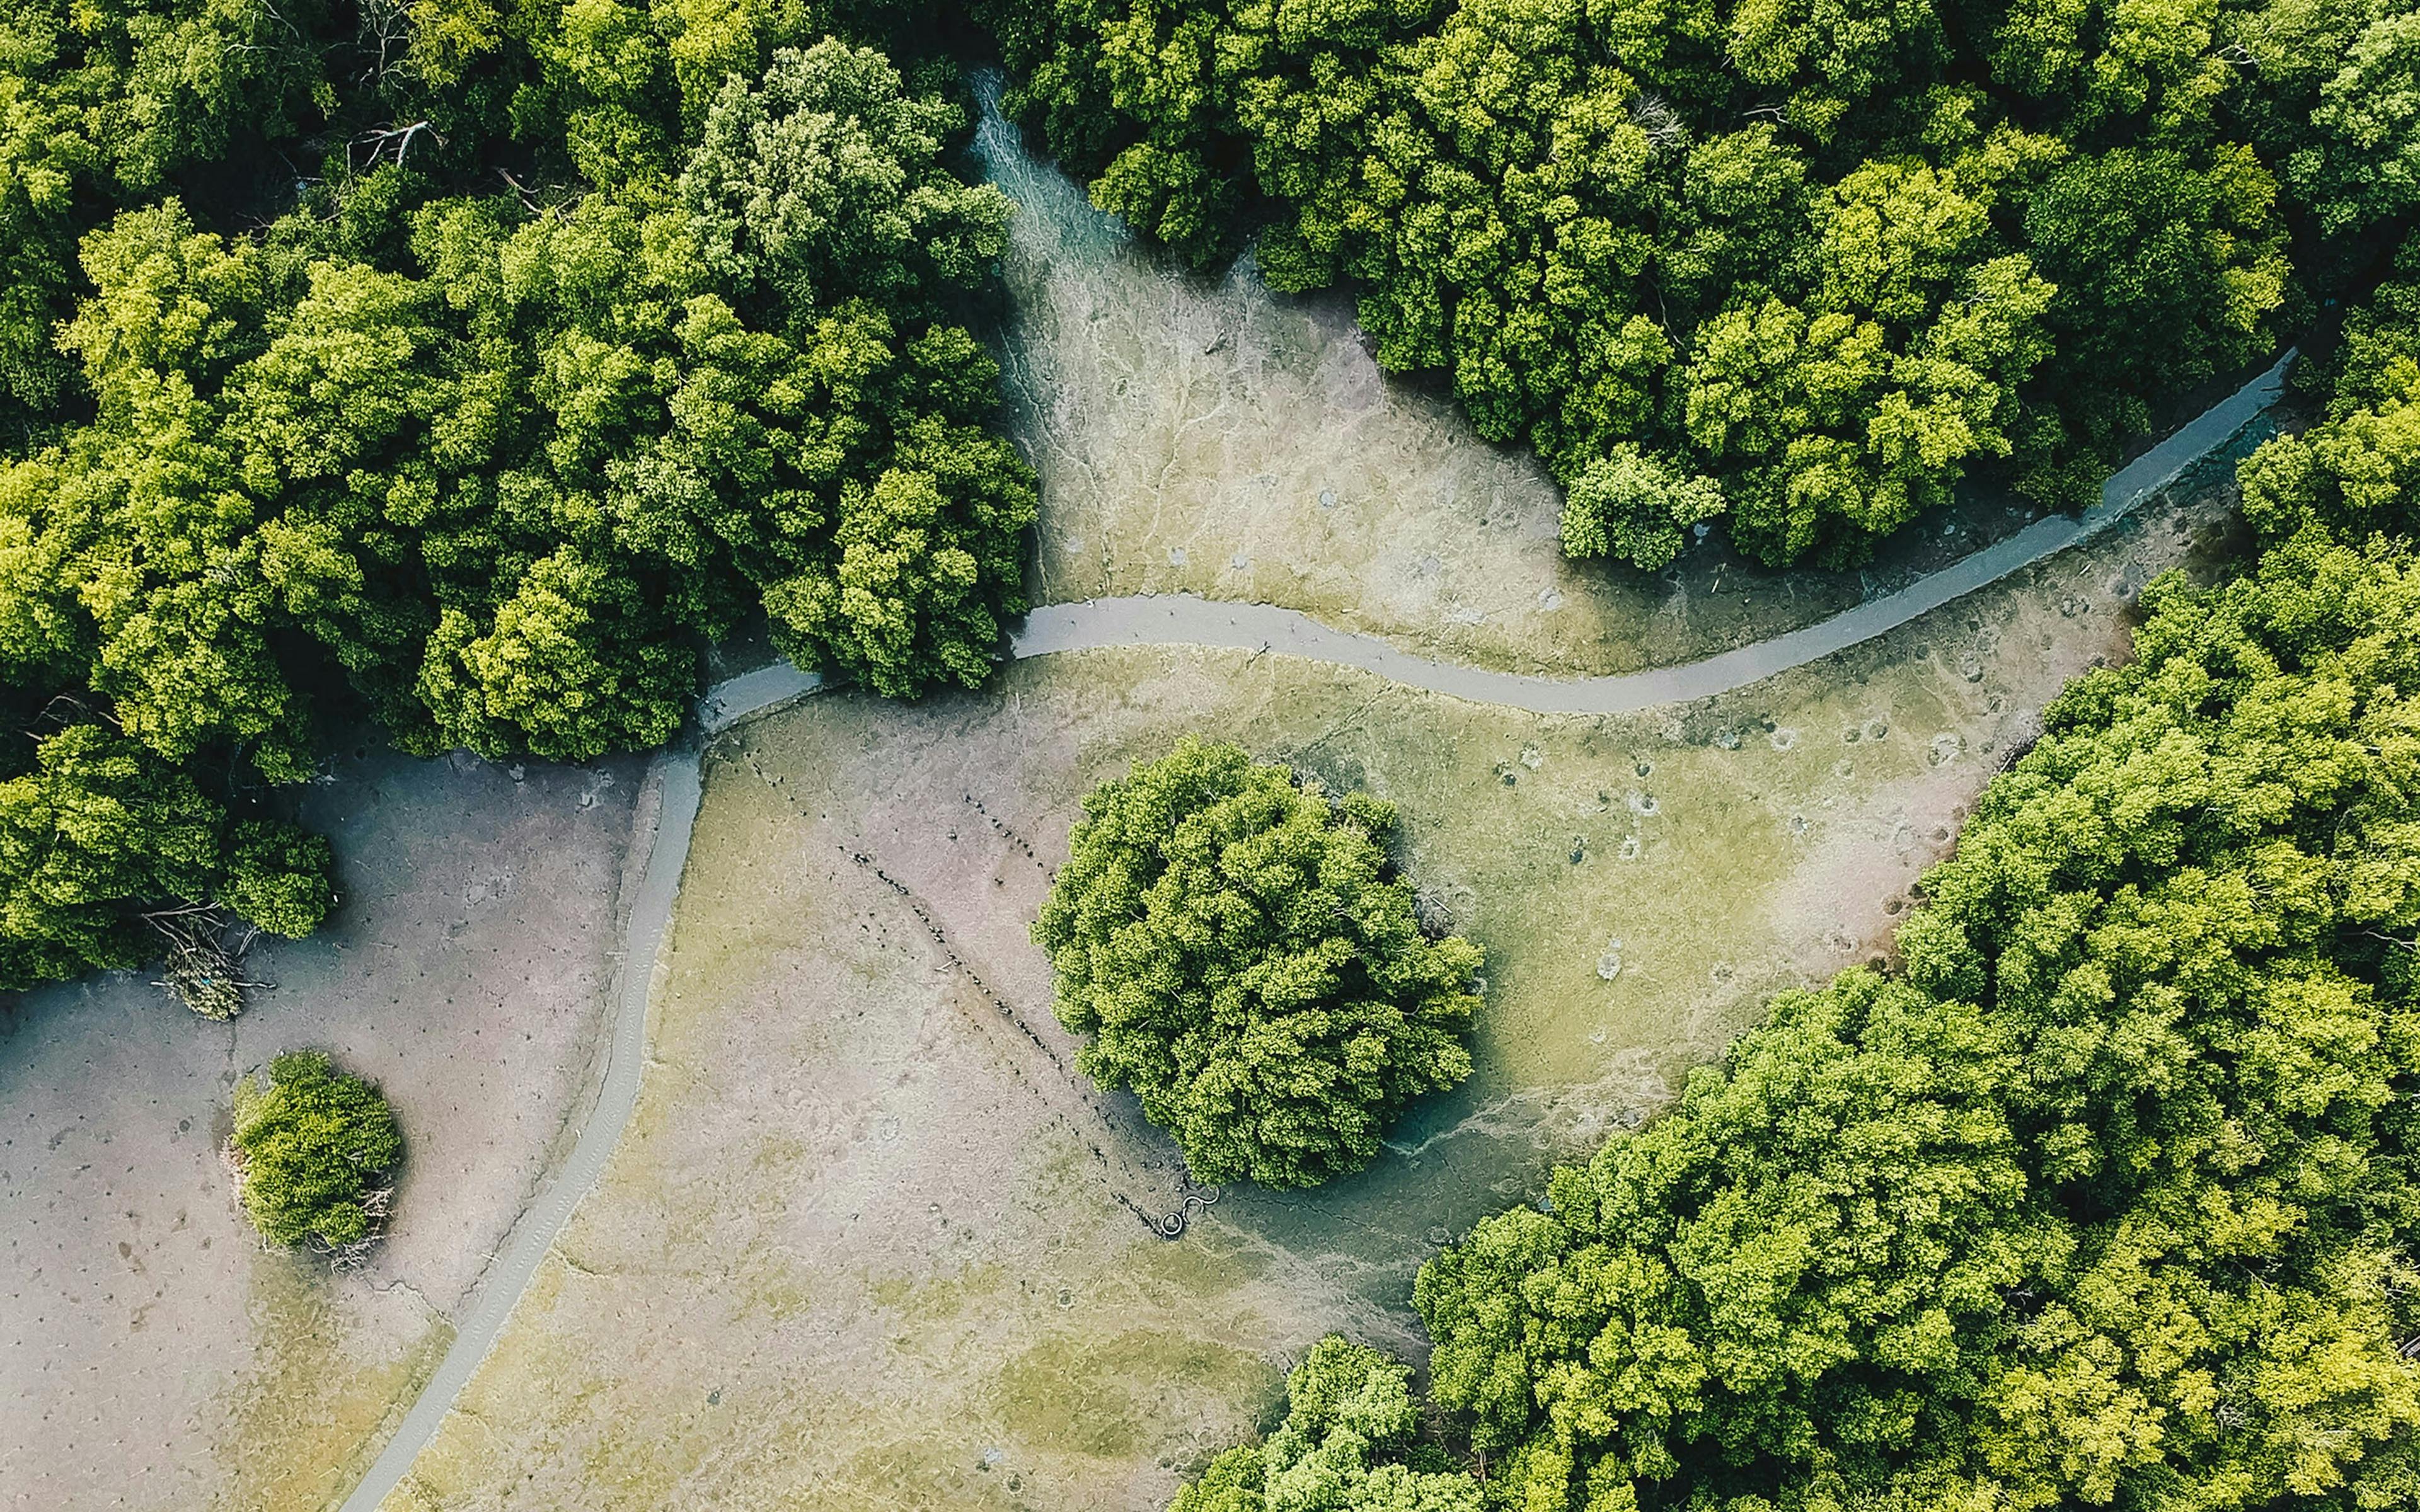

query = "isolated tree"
[[229, 1051, 403, 1250], [1034, 738, 1484, 1188]]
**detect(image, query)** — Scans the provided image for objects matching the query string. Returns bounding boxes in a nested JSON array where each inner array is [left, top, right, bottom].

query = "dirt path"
[[1009, 349, 2290, 707]]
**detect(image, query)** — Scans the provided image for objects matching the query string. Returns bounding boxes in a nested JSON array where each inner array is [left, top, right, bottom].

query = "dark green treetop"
[[0, 8, 1034, 991], [976, 0, 2380, 566]]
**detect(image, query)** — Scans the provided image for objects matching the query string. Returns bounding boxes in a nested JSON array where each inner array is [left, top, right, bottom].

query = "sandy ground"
[[377, 472, 2245, 1511], [0, 743, 649, 1511], [974, 86, 2056, 682]]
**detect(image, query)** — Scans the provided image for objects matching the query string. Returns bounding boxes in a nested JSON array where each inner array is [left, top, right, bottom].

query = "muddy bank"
[[1, 743, 645, 1511]]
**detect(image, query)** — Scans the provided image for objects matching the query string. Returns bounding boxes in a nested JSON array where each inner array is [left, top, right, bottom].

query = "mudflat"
[[1, 743, 647, 1512], [377, 473, 2240, 1511]]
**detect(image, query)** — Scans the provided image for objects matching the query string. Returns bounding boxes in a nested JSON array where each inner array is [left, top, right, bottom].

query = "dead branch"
[[146, 907, 267, 1020], [352, 120, 441, 173], [497, 168, 546, 214], [1628, 91, 1687, 154]]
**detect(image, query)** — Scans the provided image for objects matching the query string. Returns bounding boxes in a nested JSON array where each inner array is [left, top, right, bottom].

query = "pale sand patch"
[[1, 743, 647, 1511]]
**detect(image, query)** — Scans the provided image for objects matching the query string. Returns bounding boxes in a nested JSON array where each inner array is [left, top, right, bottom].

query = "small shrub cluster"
[[228, 1051, 403, 1259]]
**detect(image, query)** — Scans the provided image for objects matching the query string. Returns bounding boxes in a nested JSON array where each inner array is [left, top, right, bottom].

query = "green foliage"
[[1399, 296, 2420, 1508], [1173, 1337, 1482, 1512], [2240, 239, 2420, 543], [1408, 528, 2420, 1511], [0, 722, 332, 988], [229, 1051, 403, 1249], [220, 820, 340, 939], [2290, 7, 2420, 237], [0, 6, 1034, 990], [2024, 144, 2290, 447], [1034, 738, 1483, 1189], [1559, 445, 1724, 570], [977, 0, 2365, 565], [680, 40, 1015, 321], [1165, 255, 2420, 1512], [0, 0, 331, 425]]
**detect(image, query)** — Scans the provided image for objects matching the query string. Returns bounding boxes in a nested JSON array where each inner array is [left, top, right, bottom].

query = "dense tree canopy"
[[229, 1050, 404, 1249], [0, 723, 333, 987], [0, 0, 332, 430], [2285, 4, 2420, 241], [0, 5, 1034, 991], [977, 0, 2392, 565], [2240, 236, 2420, 546], [1034, 738, 1484, 1188], [1163, 280, 2420, 1512], [1412, 525, 2420, 1511]]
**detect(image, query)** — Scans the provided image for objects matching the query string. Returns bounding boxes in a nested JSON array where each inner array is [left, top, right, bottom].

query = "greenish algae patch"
[[838, 1440, 1030, 1511], [210, 1247, 451, 1512], [996, 1329, 1281, 1462], [868, 1262, 1005, 1326]]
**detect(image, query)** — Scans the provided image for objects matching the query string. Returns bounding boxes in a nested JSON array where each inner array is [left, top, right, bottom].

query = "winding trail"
[[337, 350, 2290, 1511]]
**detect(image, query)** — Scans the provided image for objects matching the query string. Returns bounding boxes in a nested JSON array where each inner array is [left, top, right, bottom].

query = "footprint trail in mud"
[[732, 743, 1211, 1242]]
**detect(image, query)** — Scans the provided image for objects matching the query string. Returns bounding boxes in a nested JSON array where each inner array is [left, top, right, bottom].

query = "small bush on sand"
[[228, 1051, 402, 1259]]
